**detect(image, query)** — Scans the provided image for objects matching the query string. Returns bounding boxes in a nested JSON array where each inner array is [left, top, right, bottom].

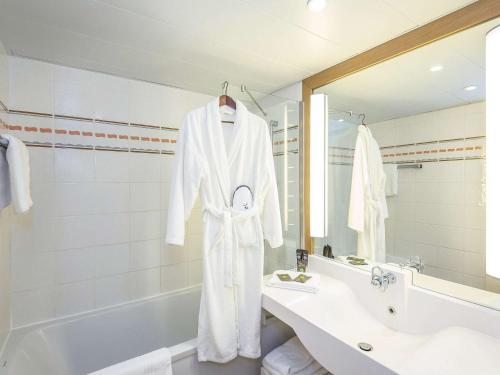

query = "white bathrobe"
[[166, 99, 283, 363], [348, 126, 388, 263]]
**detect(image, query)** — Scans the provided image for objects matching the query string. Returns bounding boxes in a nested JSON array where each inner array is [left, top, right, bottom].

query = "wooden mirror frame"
[[302, 0, 500, 253]]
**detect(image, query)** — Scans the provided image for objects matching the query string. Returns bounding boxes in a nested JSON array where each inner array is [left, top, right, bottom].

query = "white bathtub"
[[0, 286, 294, 375]]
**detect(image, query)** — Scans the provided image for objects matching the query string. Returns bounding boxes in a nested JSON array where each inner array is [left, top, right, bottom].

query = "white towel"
[[263, 366, 328, 375], [2, 135, 32, 213], [383, 164, 398, 196], [0, 148, 11, 210], [263, 336, 326, 375], [267, 271, 320, 293], [88, 348, 172, 375]]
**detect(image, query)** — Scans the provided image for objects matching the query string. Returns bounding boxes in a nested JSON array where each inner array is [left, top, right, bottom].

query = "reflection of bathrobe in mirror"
[[166, 99, 283, 363], [348, 126, 388, 263]]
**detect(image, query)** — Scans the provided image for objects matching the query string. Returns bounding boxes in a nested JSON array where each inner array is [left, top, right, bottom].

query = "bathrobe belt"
[[204, 205, 260, 288]]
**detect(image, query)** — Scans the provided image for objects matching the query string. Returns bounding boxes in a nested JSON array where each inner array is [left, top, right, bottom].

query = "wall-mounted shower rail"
[[241, 85, 267, 117]]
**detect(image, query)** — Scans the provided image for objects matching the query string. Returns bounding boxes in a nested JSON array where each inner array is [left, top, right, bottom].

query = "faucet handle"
[[407, 255, 424, 273], [370, 266, 396, 292], [371, 265, 382, 278]]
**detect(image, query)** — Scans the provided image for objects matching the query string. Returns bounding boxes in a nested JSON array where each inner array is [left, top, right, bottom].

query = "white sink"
[[263, 256, 500, 375]]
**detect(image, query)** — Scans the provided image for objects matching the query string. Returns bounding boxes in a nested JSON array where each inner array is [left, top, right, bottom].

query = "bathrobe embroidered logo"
[[166, 98, 283, 363]]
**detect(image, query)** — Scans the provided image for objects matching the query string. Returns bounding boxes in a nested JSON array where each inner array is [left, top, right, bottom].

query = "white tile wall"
[[371, 102, 487, 289], [0, 208, 11, 349], [0, 39, 11, 350], [7, 57, 213, 327]]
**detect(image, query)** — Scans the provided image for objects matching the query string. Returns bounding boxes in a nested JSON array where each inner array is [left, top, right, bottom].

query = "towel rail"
[[397, 163, 422, 169]]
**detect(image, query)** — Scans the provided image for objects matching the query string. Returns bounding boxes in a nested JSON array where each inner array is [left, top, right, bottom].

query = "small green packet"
[[347, 256, 365, 262], [277, 273, 293, 282], [294, 274, 312, 283]]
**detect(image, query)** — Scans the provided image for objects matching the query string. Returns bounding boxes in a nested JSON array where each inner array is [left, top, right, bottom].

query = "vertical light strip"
[[283, 104, 289, 232], [310, 94, 328, 238], [486, 26, 500, 278]]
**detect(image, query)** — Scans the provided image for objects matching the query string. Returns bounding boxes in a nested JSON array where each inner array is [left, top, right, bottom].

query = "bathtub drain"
[[358, 342, 373, 352]]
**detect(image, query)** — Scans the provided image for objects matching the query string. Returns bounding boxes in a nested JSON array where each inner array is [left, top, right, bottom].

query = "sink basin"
[[262, 256, 500, 375]]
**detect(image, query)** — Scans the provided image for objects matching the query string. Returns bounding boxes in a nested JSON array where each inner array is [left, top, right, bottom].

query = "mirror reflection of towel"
[[384, 164, 398, 197]]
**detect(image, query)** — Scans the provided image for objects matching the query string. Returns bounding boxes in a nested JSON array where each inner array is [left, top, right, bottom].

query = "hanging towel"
[[87, 348, 172, 375], [267, 271, 320, 294], [2, 135, 32, 214], [262, 336, 327, 375], [0, 148, 11, 210], [383, 164, 398, 196]]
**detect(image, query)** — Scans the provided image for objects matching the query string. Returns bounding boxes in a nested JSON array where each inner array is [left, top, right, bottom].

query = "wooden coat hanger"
[[219, 81, 236, 110], [219, 81, 236, 124]]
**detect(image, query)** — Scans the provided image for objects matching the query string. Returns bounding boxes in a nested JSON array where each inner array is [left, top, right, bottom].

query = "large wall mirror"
[[310, 15, 500, 309]]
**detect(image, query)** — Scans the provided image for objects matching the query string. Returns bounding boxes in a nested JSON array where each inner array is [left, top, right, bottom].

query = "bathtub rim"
[[0, 284, 201, 363]]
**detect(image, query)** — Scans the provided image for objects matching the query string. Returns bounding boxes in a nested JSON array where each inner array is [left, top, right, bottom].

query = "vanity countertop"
[[262, 269, 500, 375]]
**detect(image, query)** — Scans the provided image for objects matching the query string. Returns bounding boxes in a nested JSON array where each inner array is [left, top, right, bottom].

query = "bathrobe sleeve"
[[261, 125, 283, 248], [348, 134, 367, 232], [165, 114, 203, 246]]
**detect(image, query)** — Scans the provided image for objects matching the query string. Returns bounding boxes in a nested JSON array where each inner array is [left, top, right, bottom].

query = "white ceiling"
[[0, 0, 477, 99], [318, 17, 500, 124]]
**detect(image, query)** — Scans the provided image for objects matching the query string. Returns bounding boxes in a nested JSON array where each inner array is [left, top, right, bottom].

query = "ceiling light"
[[464, 85, 478, 91], [338, 118, 345, 122], [429, 65, 443, 72], [307, 0, 327, 12]]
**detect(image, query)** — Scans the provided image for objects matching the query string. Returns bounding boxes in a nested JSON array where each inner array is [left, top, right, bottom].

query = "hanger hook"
[[221, 81, 229, 96], [359, 113, 366, 126]]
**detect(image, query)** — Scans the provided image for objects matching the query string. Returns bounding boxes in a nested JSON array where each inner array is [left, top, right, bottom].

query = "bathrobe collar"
[[207, 98, 249, 207]]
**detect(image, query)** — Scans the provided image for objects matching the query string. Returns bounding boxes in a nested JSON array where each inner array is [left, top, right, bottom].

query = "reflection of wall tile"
[[372, 103, 486, 288], [438, 139, 464, 160], [464, 137, 485, 159]]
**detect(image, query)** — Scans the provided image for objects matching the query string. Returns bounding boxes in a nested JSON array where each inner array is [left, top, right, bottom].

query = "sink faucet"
[[401, 256, 424, 273], [371, 266, 396, 292]]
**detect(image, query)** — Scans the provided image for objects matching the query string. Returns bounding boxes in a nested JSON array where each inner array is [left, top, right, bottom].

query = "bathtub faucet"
[[370, 266, 396, 292]]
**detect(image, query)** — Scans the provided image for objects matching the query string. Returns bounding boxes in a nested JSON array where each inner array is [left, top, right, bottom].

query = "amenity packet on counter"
[[277, 273, 293, 282], [293, 274, 312, 283]]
